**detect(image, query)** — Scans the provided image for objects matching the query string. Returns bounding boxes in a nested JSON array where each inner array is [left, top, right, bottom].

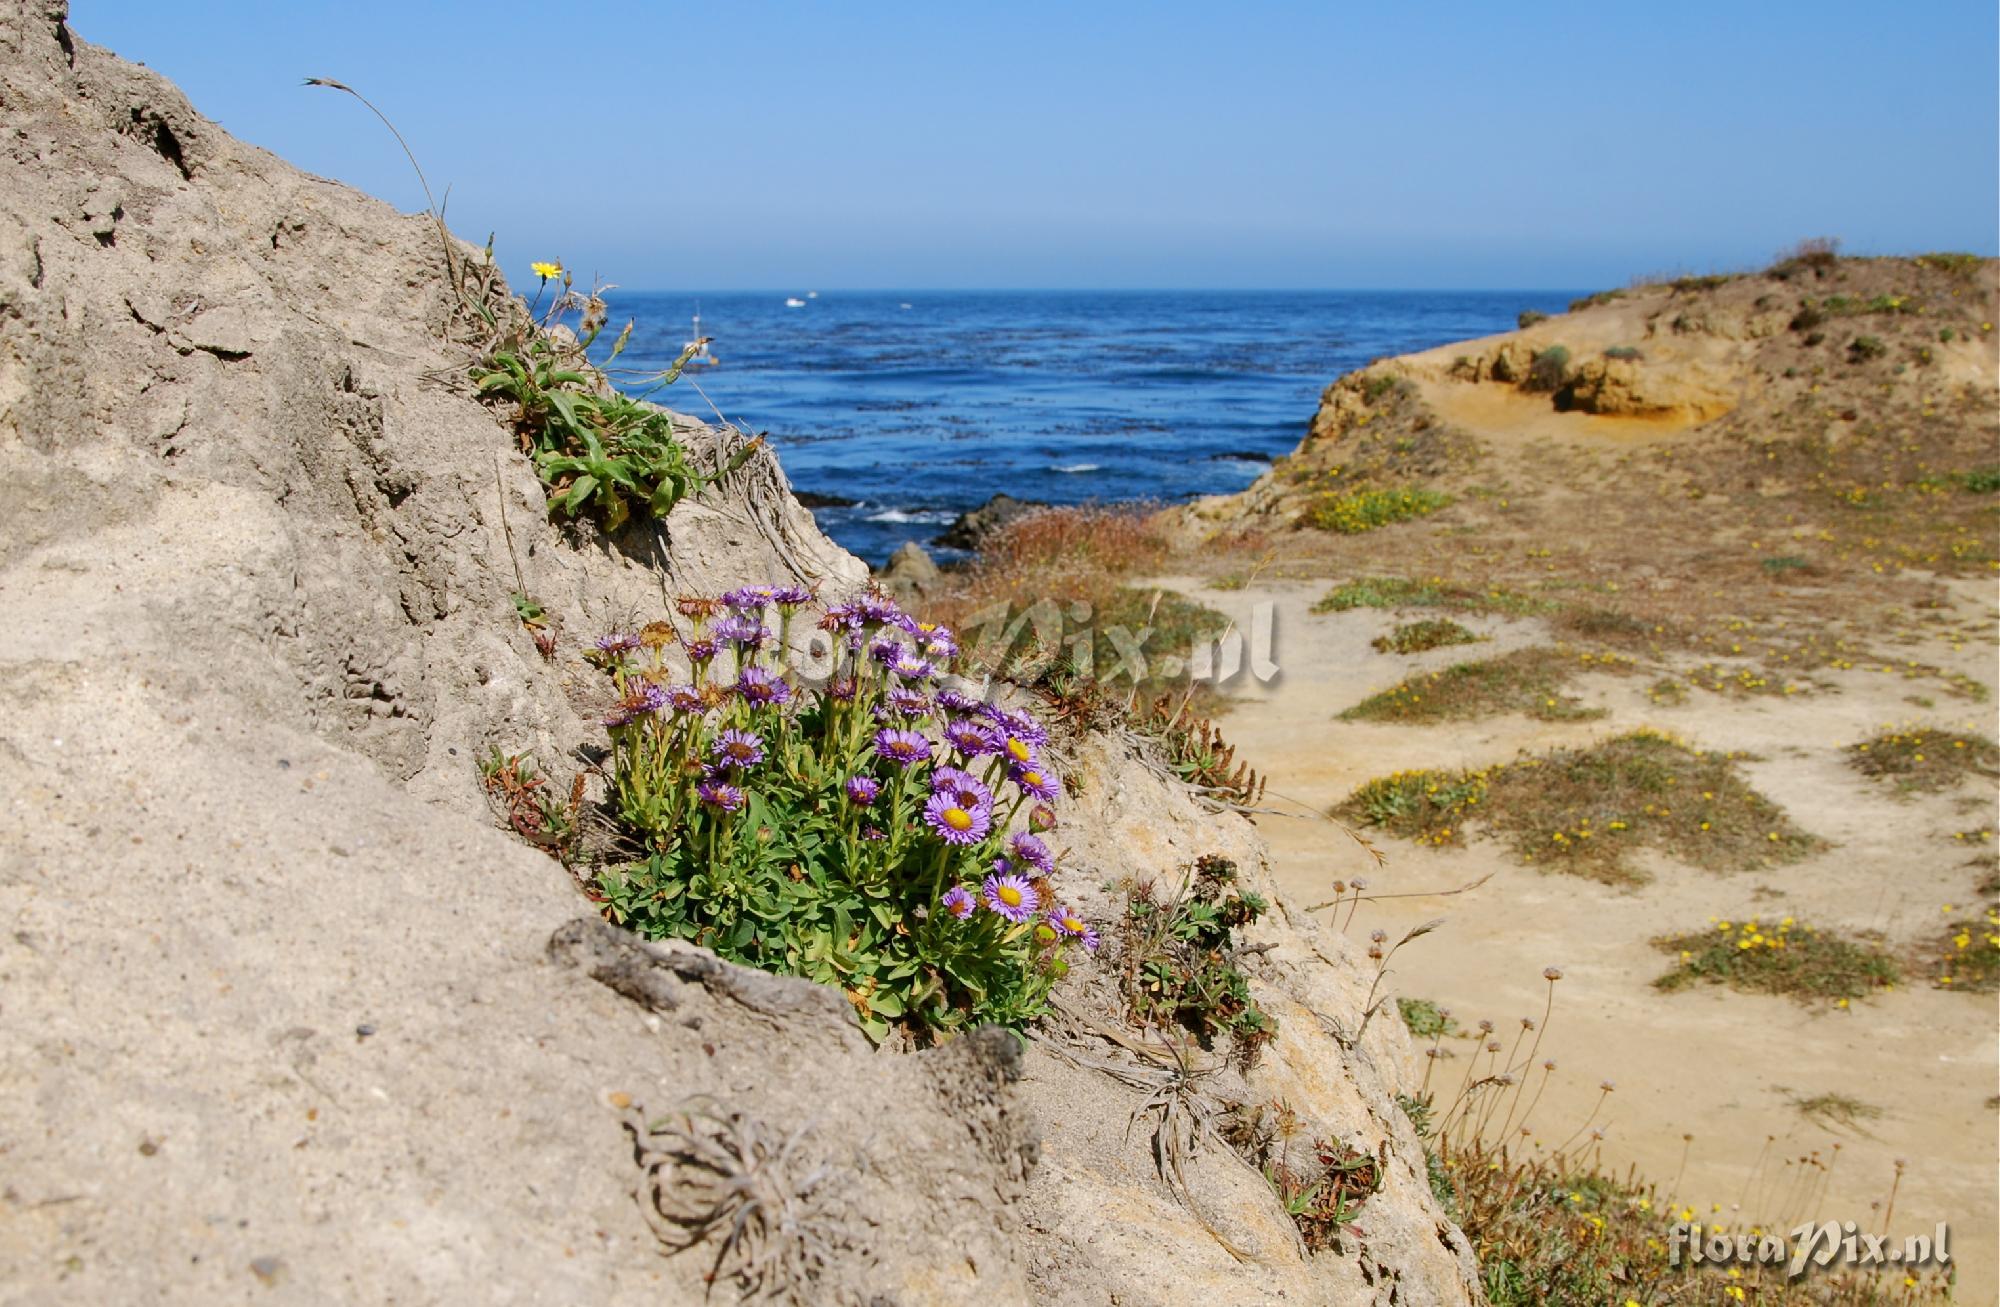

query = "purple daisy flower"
[[1010, 762, 1060, 803], [1046, 904, 1101, 951], [943, 716, 999, 759], [770, 584, 813, 609], [1007, 832, 1054, 873], [935, 688, 983, 715], [845, 775, 881, 806], [720, 584, 777, 611], [997, 732, 1038, 768], [921, 628, 959, 660], [981, 872, 1040, 924], [663, 683, 706, 715], [593, 632, 642, 655], [873, 727, 932, 768], [891, 653, 936, 681], [603, 682, 668, 727], [733, 666, 792, 708], [885, 687, 930, 718], [854, 594, 902, 627], [924, 791, 992, 845], [930, 767, 994, 813], [999, 710, 1050, 748], [696, 780, 745, 813], [868, 638, 906, 667], [682, 638, 721, 666], [859, 824, 886, 842], [990, 855, 1014, 877], [710, 728, 765, 769], [712, 614, 770, 648], [941, 885, 976, 920], [827, 676, 858, 703]]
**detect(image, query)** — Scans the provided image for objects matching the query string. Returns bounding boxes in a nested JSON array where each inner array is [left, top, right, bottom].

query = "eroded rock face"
[[0, 4, 1474, 1302]]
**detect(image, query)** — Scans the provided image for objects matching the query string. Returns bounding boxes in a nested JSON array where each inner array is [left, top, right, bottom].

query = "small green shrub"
[[589, 588, 1095, 1043], [1305, 487, 1449, 533], [1338, 647, 1611, 724], [1516, 309, 1548, 329], [1653, 918, 1897, 1004], [1372, 618, 1481, 654], [1760, 554, 1810, 573], [1767, 237, 1840, 280], [1567, 289, 1625, 312], [1845, 728, 1999, 793], [474, 316, 753, 531], [1601, 345, 1643, 361], [1957, 467, 2000, 494], [1522, 345, 1570, 392], [1363, 372, 1400, 402], [1313, 576, 1552, 617], [1119, 855, 1276, 1061], [1847, 334, 1887, 361], [1396, 996, 1458, 1038], [1914, 251, 1983, 275], [1338, 730, 1821, 884], [1932, 910, 2000, 992]]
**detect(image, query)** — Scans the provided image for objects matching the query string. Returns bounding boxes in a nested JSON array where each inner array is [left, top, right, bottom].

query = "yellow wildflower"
[[530, 260, 562, 280]]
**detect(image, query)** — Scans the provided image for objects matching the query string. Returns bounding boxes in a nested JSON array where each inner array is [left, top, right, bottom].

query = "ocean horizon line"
[[609, 286, 1594, 297]]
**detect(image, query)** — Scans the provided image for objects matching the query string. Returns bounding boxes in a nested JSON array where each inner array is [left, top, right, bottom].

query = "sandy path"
[[1146, 574, 1999, 1298]]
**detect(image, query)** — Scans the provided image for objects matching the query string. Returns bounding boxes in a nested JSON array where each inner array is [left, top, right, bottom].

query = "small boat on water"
[[682, 305, 718, 366], [785, 296, 806, 308]]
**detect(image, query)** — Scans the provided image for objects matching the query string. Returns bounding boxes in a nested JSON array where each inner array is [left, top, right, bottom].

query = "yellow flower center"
[[944, 807, 973, 832], [1062, 916, 1084, 933], [1006, 738, 1031, 762], [1022, 771, 1044, 788], [997, 884, 1022, 907]]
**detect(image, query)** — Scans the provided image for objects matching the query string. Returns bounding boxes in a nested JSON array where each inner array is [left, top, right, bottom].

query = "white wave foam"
[[864, 508, 956, 524], [1050, 462, 1101, 473]]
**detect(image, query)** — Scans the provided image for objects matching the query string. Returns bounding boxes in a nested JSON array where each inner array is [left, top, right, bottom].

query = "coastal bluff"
[[0, 4, 1473, 1304]]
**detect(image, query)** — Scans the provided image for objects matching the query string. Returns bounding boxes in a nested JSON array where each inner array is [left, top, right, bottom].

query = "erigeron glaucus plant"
[[591, 585, 1095, 1042]]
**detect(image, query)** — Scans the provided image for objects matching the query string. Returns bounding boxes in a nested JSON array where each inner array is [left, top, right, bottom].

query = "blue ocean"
[[609, 290, 1580, 564]]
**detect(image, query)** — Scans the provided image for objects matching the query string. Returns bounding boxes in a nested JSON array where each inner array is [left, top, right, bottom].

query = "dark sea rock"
[[934, 493, 1044, 551], [793, 489, 858, 508]]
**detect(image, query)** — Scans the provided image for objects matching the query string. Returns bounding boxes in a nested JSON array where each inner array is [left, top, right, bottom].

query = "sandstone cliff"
[[0, 5, 1474, 1302]]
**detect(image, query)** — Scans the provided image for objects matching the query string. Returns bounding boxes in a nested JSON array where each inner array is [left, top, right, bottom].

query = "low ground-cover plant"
[[587, 587, 1097, 1042], [1313, 575, 1553, 617], [1338, 647, 1621, 724], [1396, 996, 1458, 1039], [1372, 618, 1481, 654], [1844, 727, 1999, 794], [473, 268, 754, 532], [1341, 768, 1489, 849], [1131, 695, 1268, 808], [1653, 917, 1897, 1004], [1118, 855, 1276, 1063], [1522, 345, 1571, 392], [481, 749, 580, 859], [1434, 1131, 1950, 1306], [1305, 486, 1449, 534], [1929, 905, 2000, 992], [1269, 1137, 1382, 1253], [1336, 731, 1820, 884]]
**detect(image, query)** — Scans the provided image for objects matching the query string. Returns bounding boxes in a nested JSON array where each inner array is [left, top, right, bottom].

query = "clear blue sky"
[[72, 1, 1999, 290]]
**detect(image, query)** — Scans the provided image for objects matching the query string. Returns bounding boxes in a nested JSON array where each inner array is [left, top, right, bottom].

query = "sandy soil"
[[1147, 573, 2000, 1299]]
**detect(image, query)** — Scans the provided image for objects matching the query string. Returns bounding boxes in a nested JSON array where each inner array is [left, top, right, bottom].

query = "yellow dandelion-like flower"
[[530, 260, 562, 280]]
